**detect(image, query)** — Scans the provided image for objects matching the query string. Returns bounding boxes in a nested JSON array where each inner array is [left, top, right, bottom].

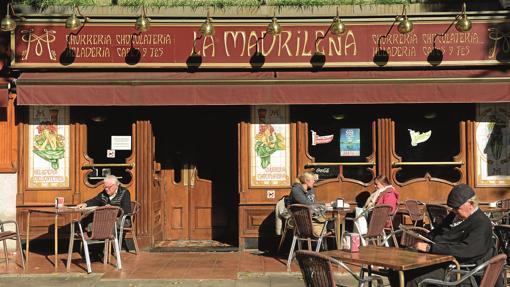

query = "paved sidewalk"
[[0, 272, 364, 287]]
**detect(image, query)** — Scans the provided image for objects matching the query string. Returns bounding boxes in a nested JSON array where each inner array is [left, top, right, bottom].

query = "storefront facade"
[[2, 3, 510, 249]]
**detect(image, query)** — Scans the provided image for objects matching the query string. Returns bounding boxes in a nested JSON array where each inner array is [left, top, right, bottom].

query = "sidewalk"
[[0, 250, 365, 286]]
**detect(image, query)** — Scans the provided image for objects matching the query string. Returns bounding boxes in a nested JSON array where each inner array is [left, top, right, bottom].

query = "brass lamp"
[[432, 3, 471, 49], [330, 7, 346, 36], [376, 5, 414, 51], [65, 5, 89, 30], [266, 13, 281, 36], [454, 3, 471, 33], [397, 5, 413, 34], [199, 11, 214, 37], [314, 7, 347, 54], [1, 3, 17, 32], [135, 5, 151, 33]]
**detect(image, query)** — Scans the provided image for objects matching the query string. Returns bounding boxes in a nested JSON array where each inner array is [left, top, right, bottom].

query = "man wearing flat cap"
[[391, 184, 503, 287]]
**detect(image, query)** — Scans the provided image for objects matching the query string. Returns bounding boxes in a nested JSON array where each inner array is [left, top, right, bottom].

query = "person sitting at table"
[[288, 171, 329, 237], [353, 175, 399, 234], [391, 184, 503, 287], [76, 174, 132, 225]]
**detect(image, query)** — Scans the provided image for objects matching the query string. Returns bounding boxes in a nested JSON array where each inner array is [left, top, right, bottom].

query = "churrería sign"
[[11, 21, 510, 68]]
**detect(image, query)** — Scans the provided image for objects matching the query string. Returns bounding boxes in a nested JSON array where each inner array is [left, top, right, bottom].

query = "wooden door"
[[163, 165, 212, 240]]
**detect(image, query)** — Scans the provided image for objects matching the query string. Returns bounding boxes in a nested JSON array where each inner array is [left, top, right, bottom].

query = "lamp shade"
[[65, 13, 81, 30], [135, 15, 151, 32], [0, 14, 16, 32], [330, 18, 346, 36], [200, 18, 214, 37], [267, 17, 281, 36]]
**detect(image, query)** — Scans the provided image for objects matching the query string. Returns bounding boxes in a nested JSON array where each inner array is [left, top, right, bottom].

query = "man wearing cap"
[[391, 184, 503, 287]]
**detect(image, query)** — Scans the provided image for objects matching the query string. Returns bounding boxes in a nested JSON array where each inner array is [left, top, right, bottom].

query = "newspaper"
[[399, 225, 435, 245]]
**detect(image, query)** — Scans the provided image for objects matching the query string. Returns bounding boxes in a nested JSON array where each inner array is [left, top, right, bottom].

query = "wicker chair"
[[418, 254, 507, 287], [0, 219, 25, 269], [295, 250, 384, 287], [398, 226, 430, 248], [66, 206, 124, 273], [404, 200, 424, 227], [425, 204, 449, 230], [359, 204, 397, 247], [286, 204, 335, 272], [119, 201, 141, 254]]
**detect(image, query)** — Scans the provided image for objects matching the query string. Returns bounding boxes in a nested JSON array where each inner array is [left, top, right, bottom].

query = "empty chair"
[[425, 204, 449, 229], [295, 250, 384, 287], [351, 204, 397, 247], [67, 206, 123, 273], [0, 219, 25, 269], [286, 204, 335, 272], [405, 200, 424, 227], [119, 201, 141, 254], [418, 253, 506, 287]]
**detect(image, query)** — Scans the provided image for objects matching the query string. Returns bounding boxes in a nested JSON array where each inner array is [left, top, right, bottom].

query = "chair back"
[[89, 206, 123, 240], [493, 225, 510, 264], [130, 201, 141, 215], [425, 204, 449, 228], [289, 204, 316, 239], [295, 250, 336, 287], [399, 227, 429, 247], [405, 200, 423, 222], [498, 199, 510, 210], [479, 253, 507, 287], [366, 204, 393, 239]]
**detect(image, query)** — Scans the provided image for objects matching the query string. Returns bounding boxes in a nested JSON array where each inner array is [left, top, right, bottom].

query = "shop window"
[[73, 107, 134, 186], [292, 105, 375, 183], [393, 104, 473, 183]]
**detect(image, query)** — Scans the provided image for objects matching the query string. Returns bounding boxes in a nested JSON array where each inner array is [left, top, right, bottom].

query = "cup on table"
[[55, 197, 64, 208], [489, 201, 498, 208]]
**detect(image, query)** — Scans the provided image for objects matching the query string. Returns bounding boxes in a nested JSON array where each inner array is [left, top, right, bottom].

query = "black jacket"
[[85, 186, 132, 216], [427, 208, 495, 265]]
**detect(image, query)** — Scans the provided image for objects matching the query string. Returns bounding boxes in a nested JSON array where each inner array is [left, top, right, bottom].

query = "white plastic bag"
[[353, 207, 368, 235]]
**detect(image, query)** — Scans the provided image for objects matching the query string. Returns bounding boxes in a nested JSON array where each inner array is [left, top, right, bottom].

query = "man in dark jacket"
[[393, 184, 503, 287], [77, 174, 131, 216]]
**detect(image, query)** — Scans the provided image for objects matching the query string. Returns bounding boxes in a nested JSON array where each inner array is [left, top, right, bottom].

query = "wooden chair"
[[425, 204, 449, 229], [295, 250, 384, 287], [418, 254, 507, 287], [0, 219, 25, 269], [119, 201, 141, 254], [286, 204, 335, 272], [404, 200, 424, 227], [67, 206, 123, 273]]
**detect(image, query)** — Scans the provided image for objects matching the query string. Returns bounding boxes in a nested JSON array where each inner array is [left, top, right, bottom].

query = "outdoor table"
[[322, 245, 460, 287], [25, 206, 96, 271], [326, 207, 353, 250]]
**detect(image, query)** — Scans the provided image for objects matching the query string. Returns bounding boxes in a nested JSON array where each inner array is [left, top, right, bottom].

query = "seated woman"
[[353, 174, 399, 233], [288, 171, 327, 237]]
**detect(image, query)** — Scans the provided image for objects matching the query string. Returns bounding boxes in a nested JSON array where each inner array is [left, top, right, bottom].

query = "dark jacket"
[[85, 186, 132, 216], [288, 183, 316, 206], [427, 208, 495, 265]]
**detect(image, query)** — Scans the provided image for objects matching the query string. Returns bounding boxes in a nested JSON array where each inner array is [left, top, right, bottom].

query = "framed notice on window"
[[249, 105, 291, 188], [27, 106, 70, 189], [475, 104, 510, 187], [340, 128, 360, 156]]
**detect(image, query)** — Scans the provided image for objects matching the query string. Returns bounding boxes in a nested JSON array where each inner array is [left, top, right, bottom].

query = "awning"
[[15, 70, 510, 106], [0, 78, 9, 107]]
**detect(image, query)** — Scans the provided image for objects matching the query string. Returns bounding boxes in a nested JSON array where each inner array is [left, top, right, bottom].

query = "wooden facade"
[[3, 9, 510, 250]]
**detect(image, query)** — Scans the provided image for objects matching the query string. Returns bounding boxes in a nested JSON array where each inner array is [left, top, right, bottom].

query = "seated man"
[[392, 184, 503, 287], [77, 174, 132, 226]]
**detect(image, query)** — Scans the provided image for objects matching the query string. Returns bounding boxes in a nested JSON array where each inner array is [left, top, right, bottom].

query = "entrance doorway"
[[152, 106, 248, 244]]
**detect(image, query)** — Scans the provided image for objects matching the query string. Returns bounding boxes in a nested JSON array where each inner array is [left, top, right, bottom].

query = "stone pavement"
[[0, 272, 364, 287]]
